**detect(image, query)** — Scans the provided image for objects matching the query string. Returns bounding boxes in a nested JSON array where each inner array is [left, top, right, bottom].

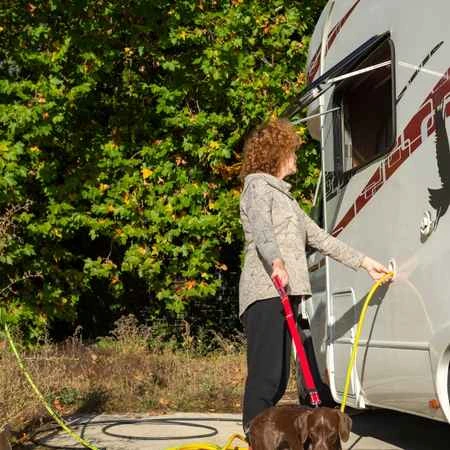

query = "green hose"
[[0, 307, 102, 450]]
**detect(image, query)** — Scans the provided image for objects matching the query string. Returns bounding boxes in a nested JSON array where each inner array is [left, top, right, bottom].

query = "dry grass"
[[0, 314, 298, 446]]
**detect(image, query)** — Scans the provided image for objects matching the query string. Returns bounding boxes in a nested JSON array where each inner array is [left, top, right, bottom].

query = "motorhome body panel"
[[304, 0, 450, 423]]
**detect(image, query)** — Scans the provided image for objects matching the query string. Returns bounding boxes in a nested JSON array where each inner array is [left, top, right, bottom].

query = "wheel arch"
[[430, 326, 450, 423]]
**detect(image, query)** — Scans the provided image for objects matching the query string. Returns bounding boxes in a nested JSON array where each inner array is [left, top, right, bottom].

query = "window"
[[334, 39, 395, 173], [310, 177, 324, 228]]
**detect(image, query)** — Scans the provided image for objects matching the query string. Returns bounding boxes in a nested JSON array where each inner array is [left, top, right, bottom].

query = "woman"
[[239, 118, 389, 436]]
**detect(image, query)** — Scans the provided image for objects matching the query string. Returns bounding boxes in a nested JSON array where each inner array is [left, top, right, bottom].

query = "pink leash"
[[273, 275, 321, 407]]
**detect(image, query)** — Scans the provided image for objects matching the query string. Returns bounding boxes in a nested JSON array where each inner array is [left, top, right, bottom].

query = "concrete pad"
[[33, 409, 450, 449], [33, 413, 244, 450]]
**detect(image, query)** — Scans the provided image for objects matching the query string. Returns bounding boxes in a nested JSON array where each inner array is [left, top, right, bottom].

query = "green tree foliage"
[[0, 0, 325, 339]]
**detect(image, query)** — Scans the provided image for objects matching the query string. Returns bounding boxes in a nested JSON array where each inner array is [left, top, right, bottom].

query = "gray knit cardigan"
[[238, 173, 365, 317]]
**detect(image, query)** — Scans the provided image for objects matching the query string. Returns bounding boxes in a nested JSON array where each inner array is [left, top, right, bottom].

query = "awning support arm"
[[326, 60, 391, 84], [291, 106, 341, 124]]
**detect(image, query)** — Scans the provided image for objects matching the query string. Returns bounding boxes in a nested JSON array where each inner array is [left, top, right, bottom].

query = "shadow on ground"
[[347, 408, 450, 449]]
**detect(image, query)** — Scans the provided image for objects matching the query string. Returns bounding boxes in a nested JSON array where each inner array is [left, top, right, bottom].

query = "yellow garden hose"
[[165, 433, 248, 450], [0, 308, 102, 450], [340, 272, 394, 413]]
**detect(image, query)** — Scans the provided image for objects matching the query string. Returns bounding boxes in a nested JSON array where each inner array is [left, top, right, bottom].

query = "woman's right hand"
[[361, 256, 390, 281], [271, 258, 289, 287]]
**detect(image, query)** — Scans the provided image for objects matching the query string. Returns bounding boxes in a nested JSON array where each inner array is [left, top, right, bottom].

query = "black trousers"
[[241, 296, 301, 431]]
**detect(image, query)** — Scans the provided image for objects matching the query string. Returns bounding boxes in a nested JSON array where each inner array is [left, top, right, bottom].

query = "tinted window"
[[334, 39, 395, 173]]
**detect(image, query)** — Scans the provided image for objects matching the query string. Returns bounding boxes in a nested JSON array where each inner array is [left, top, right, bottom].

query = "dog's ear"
[[294, 410, 312, 444], [0, 424, 12, 450], [337, 411, 352, 442]]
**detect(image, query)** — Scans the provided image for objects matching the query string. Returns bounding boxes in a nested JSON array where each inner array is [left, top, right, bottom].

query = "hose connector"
[[388, 258, 397, 281]]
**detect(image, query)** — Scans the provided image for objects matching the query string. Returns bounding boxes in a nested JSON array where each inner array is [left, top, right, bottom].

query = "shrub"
[[0, 0, 325, 339]]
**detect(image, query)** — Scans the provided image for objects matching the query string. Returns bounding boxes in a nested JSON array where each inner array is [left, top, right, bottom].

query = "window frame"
[[331, 37, 397, 176], [282, 32, 391, 118]]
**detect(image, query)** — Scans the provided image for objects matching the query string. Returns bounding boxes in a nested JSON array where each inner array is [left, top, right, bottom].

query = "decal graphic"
[[331, 67, 450, 237], [396, 41, 444, 104], [325, 169, 358, 203], [428, 100, 450, 230], [307, 0, 362, 82]]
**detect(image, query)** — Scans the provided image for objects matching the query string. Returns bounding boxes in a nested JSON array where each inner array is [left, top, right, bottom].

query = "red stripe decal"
[[307, 49, 321, 82], [326, 0, 362, 54], [307, 0, 362, 82], [331, 68, 450, 237]]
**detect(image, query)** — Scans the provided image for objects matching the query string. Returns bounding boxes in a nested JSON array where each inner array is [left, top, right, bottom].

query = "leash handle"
[[273, 275, 287, 298], [273, 276, 321, 407]]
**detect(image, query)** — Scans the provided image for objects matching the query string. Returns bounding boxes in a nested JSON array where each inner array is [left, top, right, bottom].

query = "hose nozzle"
[[388, 258, 397, 281]]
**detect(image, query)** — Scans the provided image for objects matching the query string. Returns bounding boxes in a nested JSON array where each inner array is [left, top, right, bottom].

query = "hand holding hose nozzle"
[[361, 256, 391, 282]]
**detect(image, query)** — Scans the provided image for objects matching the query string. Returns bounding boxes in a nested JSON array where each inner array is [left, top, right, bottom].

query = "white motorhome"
[[286, 0, 450, 423]]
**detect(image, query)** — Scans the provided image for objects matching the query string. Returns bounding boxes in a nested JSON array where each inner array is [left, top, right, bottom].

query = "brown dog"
[[249, 405, 352, 450], [0, 424, 12, 450]]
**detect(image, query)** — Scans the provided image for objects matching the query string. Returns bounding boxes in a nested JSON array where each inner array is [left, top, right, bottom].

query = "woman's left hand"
[[361, 256, 390, 281]]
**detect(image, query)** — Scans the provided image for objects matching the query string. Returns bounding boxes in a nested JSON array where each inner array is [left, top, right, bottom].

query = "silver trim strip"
[[334, 338, 429, 351]]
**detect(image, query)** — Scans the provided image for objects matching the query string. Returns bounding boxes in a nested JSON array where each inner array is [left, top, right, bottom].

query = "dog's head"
[[295, 407, 352, 450]]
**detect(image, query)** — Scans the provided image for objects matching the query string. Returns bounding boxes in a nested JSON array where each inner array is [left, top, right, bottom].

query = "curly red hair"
[[240, 118, 302, 181]]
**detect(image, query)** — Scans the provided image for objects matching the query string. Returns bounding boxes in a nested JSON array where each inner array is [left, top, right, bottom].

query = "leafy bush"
[[0, 0, 325, 339]]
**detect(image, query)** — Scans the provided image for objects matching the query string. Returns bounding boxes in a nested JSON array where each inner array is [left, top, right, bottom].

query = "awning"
[[282, 32, 391, 118]]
